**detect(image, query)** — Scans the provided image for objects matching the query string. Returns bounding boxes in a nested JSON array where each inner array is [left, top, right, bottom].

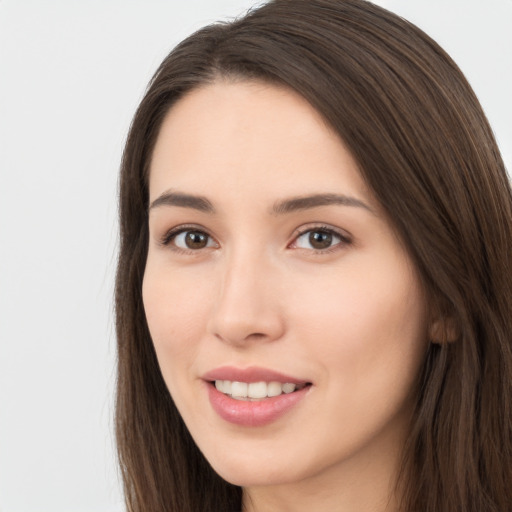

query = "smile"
[[214, 380, 306, 400], [202, 367, 312, 427]]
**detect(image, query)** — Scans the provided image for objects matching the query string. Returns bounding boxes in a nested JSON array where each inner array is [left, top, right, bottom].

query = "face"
[[143, 81, 428, 494]]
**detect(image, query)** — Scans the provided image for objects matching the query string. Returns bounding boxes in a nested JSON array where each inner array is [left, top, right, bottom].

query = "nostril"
[[247, 332, 266, 339]]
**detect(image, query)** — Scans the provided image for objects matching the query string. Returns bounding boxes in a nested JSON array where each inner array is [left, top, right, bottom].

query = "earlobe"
[[429, 317, 458, 344]]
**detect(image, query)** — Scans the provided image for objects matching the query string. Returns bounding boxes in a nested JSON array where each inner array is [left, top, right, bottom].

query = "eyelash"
[[159, 224, 216, 253], [159, 224, 352, 254], [290, 225, 352, 254]]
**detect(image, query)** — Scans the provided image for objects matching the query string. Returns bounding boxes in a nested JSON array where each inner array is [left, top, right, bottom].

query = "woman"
[[115, 1, 512, 510]]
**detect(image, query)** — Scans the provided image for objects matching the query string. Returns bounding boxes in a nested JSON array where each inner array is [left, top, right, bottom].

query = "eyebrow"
[[149, 191, 215, 213], [271, 193, 373, 215], [148, 190, 373, 215]]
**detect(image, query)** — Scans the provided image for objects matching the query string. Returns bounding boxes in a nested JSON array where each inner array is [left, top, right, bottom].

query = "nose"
[[207, 251, 285, 347]]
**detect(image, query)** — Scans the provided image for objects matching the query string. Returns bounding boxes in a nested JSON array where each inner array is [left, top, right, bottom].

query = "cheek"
[[288, 258, 427, 391], [142, 263, 212, 382], [283, 262, 428, 462]]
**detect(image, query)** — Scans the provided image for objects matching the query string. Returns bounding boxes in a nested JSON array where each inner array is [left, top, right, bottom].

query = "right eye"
[[163, 228, 218, 251]]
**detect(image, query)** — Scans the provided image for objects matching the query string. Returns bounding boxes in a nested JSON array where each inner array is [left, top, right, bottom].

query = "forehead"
[[148, 80, 371, 207]]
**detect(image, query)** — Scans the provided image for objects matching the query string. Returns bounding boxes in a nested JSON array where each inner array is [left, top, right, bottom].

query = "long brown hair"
[[115, 1, 512, 510]]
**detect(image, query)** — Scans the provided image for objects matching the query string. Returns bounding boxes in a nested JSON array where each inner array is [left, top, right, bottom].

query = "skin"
[[143, 80, 429, 512]]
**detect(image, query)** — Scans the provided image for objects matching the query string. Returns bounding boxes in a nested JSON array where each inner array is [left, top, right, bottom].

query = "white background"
[[0, 1, 510, 511]]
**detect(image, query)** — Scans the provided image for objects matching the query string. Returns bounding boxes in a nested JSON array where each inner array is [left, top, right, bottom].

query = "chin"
[[206, 451, 302, 488], [215, 468, 295, 488]]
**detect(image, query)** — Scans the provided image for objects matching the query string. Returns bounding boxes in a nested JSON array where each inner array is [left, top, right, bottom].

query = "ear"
[[429, 317, 458, 344]]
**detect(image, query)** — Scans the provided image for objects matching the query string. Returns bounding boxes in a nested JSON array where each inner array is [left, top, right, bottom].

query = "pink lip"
[[202, 366, 311, 427], [202, 366, 308, 384]]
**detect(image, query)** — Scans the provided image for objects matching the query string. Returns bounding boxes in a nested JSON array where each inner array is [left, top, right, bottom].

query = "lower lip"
[[206, 382, 310, 427]]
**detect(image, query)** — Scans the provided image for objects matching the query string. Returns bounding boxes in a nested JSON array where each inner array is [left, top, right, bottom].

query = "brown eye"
[[308, 231, 333, 250], [184, 231, 209, 249], [294, 227, 348, 252], [170, 230, 216, 250]]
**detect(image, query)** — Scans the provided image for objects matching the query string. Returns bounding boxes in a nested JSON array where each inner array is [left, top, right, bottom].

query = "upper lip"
[[202, 366, 310, 384]]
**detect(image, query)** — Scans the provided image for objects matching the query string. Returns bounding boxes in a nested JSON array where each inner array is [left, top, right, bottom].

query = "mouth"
[[211, 380, 310, 401], [202, 367, 312, 426]]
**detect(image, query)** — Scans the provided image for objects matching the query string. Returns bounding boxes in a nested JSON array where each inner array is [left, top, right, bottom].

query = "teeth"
[[214, 380, 233, 394], [223, 380, 232, 394], [248, 381, 267, 399], [231, 381, 248, 398], [267, 381, 282, 397], [282, 382, 296, 394], [214, 380, 304, 400]]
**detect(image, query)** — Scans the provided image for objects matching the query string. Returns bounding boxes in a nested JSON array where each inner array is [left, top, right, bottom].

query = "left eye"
[[294, 229, 344, 250], [172, 230, 216, 250]]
